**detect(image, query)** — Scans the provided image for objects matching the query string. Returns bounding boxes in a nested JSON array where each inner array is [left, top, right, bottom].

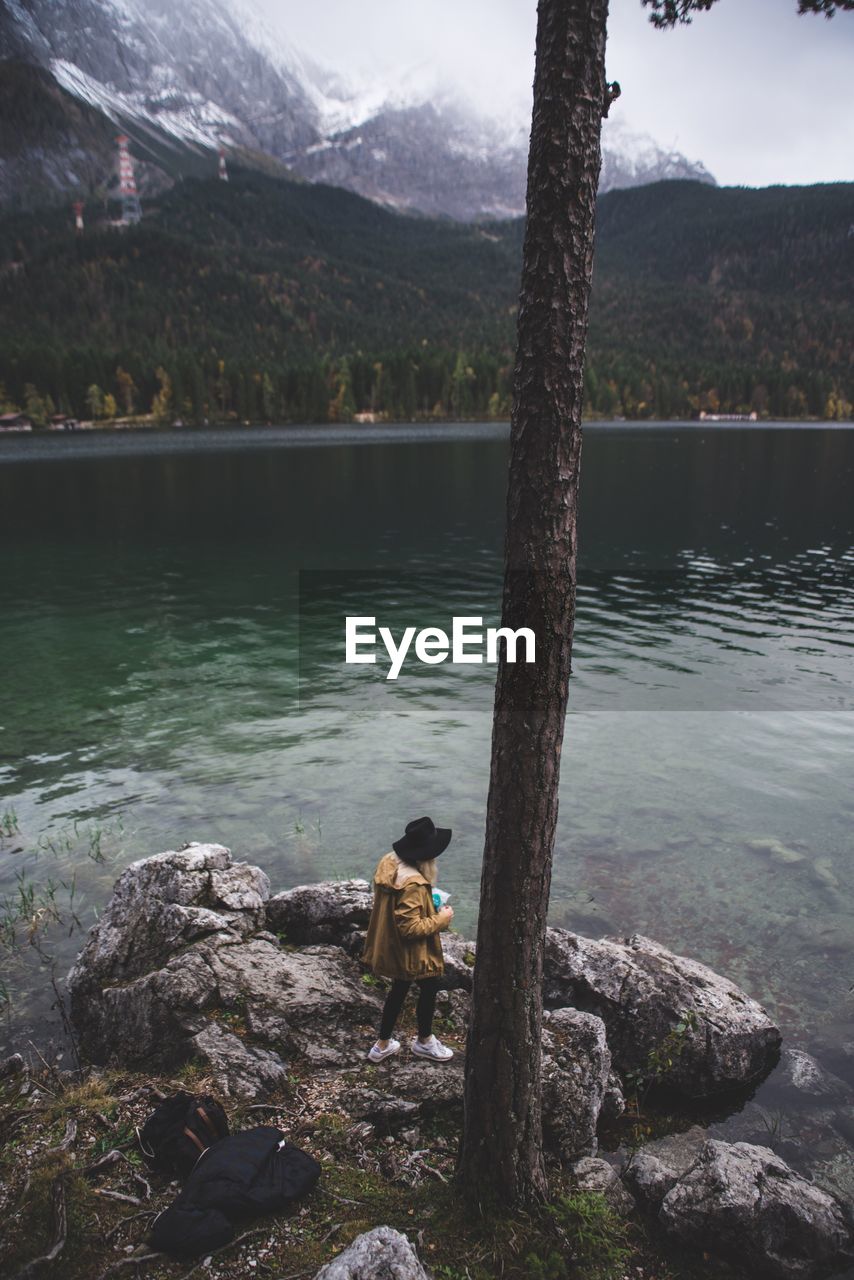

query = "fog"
[[255, 0, 854, 186]]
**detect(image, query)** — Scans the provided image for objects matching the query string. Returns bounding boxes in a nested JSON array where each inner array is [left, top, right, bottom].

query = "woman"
[[362, 816, 455, 1063]]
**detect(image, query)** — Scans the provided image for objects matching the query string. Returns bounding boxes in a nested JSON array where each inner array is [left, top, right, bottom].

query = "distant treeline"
[[4, 344, 847, 425], [1, 172, 851, 423]]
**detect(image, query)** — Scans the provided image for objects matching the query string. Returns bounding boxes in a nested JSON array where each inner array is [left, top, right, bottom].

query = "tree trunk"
[[458, 0, 609, 1208]]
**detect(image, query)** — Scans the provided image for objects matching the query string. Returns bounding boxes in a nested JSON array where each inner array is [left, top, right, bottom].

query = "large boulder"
[[544, 928, 780, 1097], [68, 843, 269, 999], [627, 1135, 853, 1279], [266, 879, 372, 952], [67, 846, 383, 1091], [314, 1226, 428, 1279], [541, 1009, 612, 1162], [623, 1126, 708, 1208]]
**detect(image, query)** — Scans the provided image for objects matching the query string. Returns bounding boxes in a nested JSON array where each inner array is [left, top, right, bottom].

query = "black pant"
[[379, 976, 441, 1040]]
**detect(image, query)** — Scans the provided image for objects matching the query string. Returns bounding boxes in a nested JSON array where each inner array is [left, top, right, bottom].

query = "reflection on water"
[[1, 423, 853, 1183]]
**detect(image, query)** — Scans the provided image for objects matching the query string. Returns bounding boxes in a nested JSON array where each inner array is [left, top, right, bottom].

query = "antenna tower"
[[73, 201, 84, 233], [116, 135, 142, 224]]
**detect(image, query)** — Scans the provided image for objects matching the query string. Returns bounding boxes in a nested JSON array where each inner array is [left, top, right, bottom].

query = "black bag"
[[149, 1127, 322, 1257], [139, 1092, 230, 1179]]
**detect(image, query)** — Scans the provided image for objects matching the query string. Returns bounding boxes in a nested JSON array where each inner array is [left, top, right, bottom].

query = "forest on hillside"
[[0, 173, 851, 423]]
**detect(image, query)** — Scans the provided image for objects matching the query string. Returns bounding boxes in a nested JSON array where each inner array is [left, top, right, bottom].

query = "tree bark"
[[458, 0, 609, 1208]]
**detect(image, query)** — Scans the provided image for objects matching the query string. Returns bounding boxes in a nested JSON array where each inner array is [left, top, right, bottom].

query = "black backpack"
[[149, 1127, 322, 1258], [139, 1092, 230, 1178]]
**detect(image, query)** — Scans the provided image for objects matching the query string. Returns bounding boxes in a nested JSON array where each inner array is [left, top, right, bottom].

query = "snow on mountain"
[[51, 58, 243, 148], [0, 0, 716, 217]]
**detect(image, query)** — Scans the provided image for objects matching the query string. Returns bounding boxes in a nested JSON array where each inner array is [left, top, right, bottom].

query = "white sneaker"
[[411, 1035, 454, 1062], [368, 1038, 401, 1063]]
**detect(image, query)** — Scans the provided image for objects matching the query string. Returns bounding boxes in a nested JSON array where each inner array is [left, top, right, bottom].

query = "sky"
[[256, 0, 854, 187]]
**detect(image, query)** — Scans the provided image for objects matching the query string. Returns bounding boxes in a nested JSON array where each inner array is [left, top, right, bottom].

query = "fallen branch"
[[26, 1040, 65, 1094], [83, 1149, 151, 1196], [130, 1169, 152, 1200], [95, 1249, 162, 1280], [104, 1209, 159, 1243], [93, 1188, 142, 1207], [13, 1173, 67, 1279], [59, 1117, 78, 1149], [320, 1188, 369, 1206], [83, 1149, 124, 1176]]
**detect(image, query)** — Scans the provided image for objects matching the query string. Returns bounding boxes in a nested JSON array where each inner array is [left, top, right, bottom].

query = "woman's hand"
[[437, 905, 454, 930]]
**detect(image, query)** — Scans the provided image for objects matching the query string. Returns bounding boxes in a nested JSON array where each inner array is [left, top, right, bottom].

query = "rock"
[[812, 858, 840, 891], [544, 928, 781, 1098], [601, 1071, 626, 1124], [571, 1157, 635, 1216], [770, 1049, 850, 1103], [67, 847, 382, 1090], [439, 933, 477, 991], [348, 1089, 421, 1128], [68, 843, 267, 999], [266, 879, 372, 952], [809, 1152, 854, 1222], [314, 1225, 428, 1279], [348, 1059, 465, 1128], [541, 1009, 611, 1162], [623, 1126, 708, 1210], [656, 1140, 852, 1280], [746, 837, 806, 865], [192, 1023, 288, 1099], [434, 987, 470, 1037], [0, 1053, 24, 1079]]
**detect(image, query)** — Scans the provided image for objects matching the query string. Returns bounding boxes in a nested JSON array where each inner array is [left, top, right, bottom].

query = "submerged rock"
[[746, 837, 806, 865], [771, 1049, 850, 1104], [314, 1226, 428, 1279], [542, 1009, 612, 1161], [544, 928, 780, 1097]]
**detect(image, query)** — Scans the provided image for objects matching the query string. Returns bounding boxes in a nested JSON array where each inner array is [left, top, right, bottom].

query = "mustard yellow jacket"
[[362, 852, 445, 981]]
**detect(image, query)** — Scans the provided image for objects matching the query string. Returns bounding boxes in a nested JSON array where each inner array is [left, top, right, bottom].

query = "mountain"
[[0, 173, 849, 423], [0, 0, 715, 218]]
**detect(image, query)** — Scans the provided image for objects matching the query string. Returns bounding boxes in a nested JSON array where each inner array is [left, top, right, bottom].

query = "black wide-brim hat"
[[393, 816, 452, 863]]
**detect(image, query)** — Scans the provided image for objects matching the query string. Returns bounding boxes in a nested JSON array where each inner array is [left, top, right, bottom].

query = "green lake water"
[[1, 422, 853, 1177]]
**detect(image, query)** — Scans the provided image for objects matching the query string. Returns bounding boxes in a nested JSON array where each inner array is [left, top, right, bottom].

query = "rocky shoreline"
[[2, 841, 852, 1280]]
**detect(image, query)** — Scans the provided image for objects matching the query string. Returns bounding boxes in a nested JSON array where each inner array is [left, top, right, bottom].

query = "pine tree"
[[151, 367, 173, 423], [85, 384, 104, 420], [458, 0, 854, 1210]]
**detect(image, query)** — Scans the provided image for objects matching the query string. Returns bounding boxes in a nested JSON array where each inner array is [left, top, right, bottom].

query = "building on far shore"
[[49, 414, 80, 430], [0, 412, 32, 432], [698, 411, 759, 423]]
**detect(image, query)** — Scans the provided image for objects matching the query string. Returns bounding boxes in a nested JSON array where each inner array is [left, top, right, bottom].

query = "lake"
[[1, 422, 853, 1195]]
